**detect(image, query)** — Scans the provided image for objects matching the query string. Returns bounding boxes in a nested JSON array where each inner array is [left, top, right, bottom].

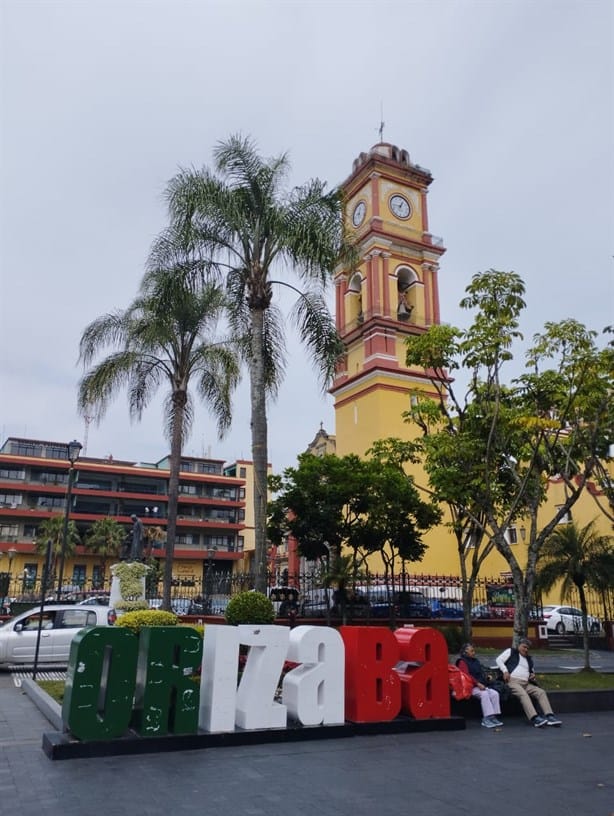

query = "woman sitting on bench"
[[457, 643, 503, 729]]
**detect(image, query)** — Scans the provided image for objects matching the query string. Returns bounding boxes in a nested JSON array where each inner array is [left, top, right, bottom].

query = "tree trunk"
[[162, 393, 185, 610], [249, 306, 269, 594]]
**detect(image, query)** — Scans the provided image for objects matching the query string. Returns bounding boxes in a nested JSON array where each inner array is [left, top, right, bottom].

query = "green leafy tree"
[[536, 521, 614, 670], [84, 517, 124, 586], [35, 514, 81, 585], [166, 135, 348, 592], [405, 269, 614, 642], [78, 228, 240, 611], [268, 449, 440, 624]]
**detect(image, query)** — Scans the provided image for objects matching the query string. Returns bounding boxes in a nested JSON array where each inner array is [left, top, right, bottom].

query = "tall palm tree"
[[84, 517, 124, 586], [536, 520, 614, 670], [35, 515, 81, 587], [78, 236, 240, 610], [166, 134, 347, 591]]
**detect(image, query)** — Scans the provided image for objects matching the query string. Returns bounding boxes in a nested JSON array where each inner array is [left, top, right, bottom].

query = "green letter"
[[63, 627, 138, 741], [132, 626, 202, 736]]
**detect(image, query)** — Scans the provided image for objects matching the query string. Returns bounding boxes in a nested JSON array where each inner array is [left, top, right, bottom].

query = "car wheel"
[[555, 621, 565, 635]]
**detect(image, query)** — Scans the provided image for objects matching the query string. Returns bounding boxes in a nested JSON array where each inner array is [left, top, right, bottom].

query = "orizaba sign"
[[63, 624, 451, 742]]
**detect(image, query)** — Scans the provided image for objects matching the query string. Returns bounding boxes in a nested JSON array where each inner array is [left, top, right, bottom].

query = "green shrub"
[[115, 609, 178, 634], [435, 624, 464, 654], [225, 591, 275, 625]]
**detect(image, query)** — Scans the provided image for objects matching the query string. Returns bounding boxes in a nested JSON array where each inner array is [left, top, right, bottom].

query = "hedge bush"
[[115, 609, 178, 634], [225, 591, 275, 625]]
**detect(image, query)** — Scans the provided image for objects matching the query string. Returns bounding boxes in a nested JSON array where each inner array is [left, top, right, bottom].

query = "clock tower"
[[331, 142, 446, 458]]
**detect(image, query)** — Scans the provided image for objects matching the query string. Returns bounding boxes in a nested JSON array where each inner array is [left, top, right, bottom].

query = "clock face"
[[352, 201, 366, 227], [389, 194, 411, 219]]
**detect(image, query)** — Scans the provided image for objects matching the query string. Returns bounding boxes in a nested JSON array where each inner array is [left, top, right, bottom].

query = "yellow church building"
[[327, 141, 613, 584]]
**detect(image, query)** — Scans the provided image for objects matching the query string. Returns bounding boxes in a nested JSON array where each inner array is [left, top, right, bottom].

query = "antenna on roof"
[[82, 415, 93, 456], [378, 102, 385, 142]]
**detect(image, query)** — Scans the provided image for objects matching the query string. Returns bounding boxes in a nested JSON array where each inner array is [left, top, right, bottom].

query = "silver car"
[[0, 604, 115, 666]]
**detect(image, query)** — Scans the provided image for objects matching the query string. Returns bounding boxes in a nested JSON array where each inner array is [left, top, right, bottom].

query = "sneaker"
[[545, 714, 562, 726], [481, 718, 497, 728], [532, 715, 547, 728], [489, 716, 504, 726]]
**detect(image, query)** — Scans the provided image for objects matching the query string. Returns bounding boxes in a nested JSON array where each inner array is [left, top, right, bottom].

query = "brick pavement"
[[1, 672, 613, 816]]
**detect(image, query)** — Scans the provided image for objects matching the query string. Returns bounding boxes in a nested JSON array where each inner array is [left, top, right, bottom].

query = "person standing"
[[457, 643, 504, 728], [496, 637, 562, 728]]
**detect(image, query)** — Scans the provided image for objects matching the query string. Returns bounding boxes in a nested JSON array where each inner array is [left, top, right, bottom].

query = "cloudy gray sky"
[[1, 0, 612, 473]]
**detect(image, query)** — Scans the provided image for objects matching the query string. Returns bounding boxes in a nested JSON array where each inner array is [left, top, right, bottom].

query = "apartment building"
[[0, 436, 250, 591]]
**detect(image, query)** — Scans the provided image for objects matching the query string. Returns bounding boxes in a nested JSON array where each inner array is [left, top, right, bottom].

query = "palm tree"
[[78, 235, 240, 611], [536, 520, 614, 670], [35, 515, 81, 588], [166, 134, 347, 591], [84, 517, 124, 586]]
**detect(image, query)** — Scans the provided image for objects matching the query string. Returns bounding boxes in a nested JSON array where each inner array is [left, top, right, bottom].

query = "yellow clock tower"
[[331, 142, 446, 458]]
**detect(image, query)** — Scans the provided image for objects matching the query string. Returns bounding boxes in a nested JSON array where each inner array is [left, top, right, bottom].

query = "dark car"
[[429, 599, 464, 619], [364, 587, 431, 619]]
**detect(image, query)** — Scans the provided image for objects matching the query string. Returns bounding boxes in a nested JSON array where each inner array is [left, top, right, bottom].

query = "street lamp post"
[[56, 440, 82, 601]]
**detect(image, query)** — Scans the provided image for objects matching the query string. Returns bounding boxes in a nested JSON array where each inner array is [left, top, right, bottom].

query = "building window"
[[238, 536, 244, 552], [239, 467, 247, 479], [0, 493, 22, 507], [239, 487, 246, 499], [23, 564, 37, 589], [507, 527, 518, 544], [0, 468, 25, 480], [71, 565, 86, 587], [0, 524, 19, 538]]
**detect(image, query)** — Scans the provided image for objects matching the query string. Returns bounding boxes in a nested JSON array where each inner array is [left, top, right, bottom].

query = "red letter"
[[340, 626, 400, 722], [394, 627, 450, 719]]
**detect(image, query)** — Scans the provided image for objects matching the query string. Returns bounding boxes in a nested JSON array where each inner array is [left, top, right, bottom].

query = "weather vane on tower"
[[378, 103, 385, 142]]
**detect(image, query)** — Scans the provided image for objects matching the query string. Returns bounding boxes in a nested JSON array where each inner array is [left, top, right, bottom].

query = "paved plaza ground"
[[0, 671, 613, 816]]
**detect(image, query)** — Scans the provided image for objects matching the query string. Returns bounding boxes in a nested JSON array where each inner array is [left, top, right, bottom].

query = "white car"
[[0, 604, 115, 666], [542, 605, 601, 635]]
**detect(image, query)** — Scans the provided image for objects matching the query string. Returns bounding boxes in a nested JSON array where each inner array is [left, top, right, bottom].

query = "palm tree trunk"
[[163, 393, 185, 610], [249, 306, 269, 594]]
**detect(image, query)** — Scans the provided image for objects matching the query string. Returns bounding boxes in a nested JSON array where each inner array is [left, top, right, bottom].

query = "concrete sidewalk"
[[1, 672, 613, 816]]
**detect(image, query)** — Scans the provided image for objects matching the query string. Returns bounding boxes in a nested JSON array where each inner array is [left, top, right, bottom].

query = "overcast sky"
[[1, 0, 612, 473]]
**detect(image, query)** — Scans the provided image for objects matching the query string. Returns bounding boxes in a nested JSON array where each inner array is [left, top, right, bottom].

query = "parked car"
[[0, 604, 115, 666], [429, 598, 464, 619], [471, 603, 493, 618], [362, 587, 432, 619], [300, 587, 370, 618], [77, 593, 110, 606], [542, 605, 602, 635]]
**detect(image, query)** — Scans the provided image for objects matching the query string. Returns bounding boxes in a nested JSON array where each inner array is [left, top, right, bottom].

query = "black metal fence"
[[1, 569, 611, 626]]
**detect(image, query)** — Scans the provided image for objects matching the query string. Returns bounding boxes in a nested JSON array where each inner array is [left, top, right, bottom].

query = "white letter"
[[235, 625, 289, 730], [199, 625, 239, 733], [282, 625, 345, 725]]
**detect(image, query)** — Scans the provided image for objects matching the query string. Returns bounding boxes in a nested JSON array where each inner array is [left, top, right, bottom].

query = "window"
[[57, 609, 96, 629], [507, 527, 518, 544], [0, 524, 19, 537], [92, 565, 103, 589], [239, 467, 247, 479], [238, 509, 245, 521], [10, 441, 42, 457], [23, 564, 37, 589], [0, 493, 22, 507], [0, 468, 25, 480], [239, 487, 246, 499], [71, 565, 86, 587], [37, 496, 66, 509], [178, 484, 198, 495]]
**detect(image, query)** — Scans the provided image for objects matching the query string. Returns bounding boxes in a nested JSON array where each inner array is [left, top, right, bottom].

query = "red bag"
[[448, 665, 474, 700]]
